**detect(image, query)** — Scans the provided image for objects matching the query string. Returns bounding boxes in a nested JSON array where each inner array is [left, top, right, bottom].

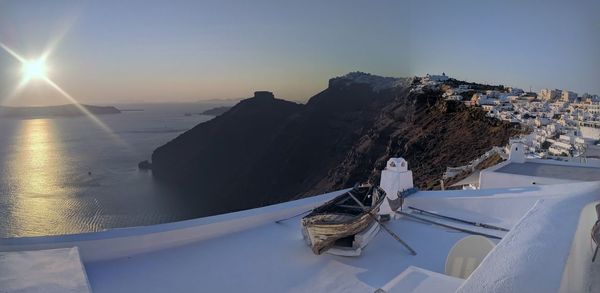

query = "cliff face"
[[151, 73, 525, 213], [152, 92, 304, 211], [309, 89, 525, 193]]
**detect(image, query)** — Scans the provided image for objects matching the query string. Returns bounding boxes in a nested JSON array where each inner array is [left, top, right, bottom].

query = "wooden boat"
[[301, 185, 386, 255]]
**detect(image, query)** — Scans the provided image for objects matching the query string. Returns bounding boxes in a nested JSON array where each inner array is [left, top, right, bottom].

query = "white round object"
[[445, 235, 495, 279]]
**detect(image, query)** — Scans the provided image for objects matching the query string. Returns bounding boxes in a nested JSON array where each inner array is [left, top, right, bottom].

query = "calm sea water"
[[0, 103, 228, 238]]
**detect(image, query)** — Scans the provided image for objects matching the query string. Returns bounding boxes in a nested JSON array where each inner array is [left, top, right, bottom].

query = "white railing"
[[443, 146, 507, 180]]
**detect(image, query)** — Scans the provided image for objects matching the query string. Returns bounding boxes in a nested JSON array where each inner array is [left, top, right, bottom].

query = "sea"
[[0, 102, 232, 238]]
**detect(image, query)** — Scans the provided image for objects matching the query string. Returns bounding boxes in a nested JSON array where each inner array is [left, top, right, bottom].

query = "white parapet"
[[0, 247, 92, 293], [379, 158, 414, 215]]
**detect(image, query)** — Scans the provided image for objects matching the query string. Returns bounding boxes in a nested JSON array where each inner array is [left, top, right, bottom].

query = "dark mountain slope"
[[151, 73, 525, 214], [200, 106, 232, 116], [308, 89, 525, 194], [152, 92, 303, 211]]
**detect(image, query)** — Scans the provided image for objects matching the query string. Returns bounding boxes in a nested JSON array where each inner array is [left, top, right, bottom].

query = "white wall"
[[559, 202, 599, 293], [508, 143, 525, 163], [457, 182, 600, 293], [479, 170, 580, 189], [581, 126, 600, 140]]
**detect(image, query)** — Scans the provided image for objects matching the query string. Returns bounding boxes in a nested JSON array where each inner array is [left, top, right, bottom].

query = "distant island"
[[200, 106, 232, 116], [0, 104, 121, 118]]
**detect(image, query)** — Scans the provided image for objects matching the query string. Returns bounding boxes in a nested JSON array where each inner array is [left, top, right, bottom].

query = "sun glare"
[[22, 58, 48, 80], [0, 42, 125, 146]]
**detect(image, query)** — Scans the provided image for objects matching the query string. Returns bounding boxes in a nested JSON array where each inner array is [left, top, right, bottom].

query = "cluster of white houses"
[[429, 74, 600, 158]]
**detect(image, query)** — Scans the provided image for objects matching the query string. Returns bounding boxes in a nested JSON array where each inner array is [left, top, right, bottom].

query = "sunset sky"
[[1, 0, 598, 106]]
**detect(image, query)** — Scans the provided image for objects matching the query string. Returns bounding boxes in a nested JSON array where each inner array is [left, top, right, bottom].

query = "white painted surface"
[[508, 142, 526, 163], [581, 126, 600, 140], [479, 168, 580, 189], [479, 157, 600, 189], [84, 205, 469, 293], [457, 182, 600, 293], [380, 158, 414, 214], [378, 266, 463, 293], [559, 202, 599, 293], [0, 247, 91, 293]]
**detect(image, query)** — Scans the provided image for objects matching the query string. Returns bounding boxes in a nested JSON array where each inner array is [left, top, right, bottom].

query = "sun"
[[22, 58, 48, 80]]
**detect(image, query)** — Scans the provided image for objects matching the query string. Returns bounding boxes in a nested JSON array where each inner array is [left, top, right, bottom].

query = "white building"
[[539, 89, 561, 101], [445, 95, 464, 101], [507, 87, 524, 95], [561, 90, 578, 102], [423, 73, 449, 82]]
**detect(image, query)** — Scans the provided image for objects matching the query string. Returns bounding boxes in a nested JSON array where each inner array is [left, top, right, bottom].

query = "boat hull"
[[301, 186, 385, 255]]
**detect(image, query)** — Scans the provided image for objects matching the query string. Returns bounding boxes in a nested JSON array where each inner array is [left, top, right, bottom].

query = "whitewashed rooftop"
[[496, 162, 600, 181], [0, 247, 91, 293]]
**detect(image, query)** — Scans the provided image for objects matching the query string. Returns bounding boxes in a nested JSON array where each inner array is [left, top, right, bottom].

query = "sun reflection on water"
[[7, 119, 70, 236]]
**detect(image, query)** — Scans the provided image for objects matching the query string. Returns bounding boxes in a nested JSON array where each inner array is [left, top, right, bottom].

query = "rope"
[[275, 209, 312, 224]]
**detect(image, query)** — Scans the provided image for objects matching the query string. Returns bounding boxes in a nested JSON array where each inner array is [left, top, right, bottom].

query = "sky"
[[0, 0, 598, 106]]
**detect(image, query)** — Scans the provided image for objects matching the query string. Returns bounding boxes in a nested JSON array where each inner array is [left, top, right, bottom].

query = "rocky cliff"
[[151, 73, 525, 213]]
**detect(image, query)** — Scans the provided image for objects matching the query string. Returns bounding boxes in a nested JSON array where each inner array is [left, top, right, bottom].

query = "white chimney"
[[379, 158, 414, 215], [508, 142, 526, 163]]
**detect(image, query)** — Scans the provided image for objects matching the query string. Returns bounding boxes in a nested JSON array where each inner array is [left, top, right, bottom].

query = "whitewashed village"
[[412, 73, 600, 191], [432, 73, 600, 158]]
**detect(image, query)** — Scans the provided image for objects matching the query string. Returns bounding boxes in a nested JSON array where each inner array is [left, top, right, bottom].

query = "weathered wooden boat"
[[301, 185, 386, 255]]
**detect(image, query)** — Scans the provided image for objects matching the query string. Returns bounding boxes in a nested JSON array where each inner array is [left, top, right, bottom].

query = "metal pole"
[[348, 192, 417, 255], [396, 210, 502, 240], [408, 206, 509, 232]]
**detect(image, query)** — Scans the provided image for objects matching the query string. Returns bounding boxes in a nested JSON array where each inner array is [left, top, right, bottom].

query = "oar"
[[593, 245, 599, 263], [348, 192, 417, 255], [408, 206, 510, 232], [396, 210, 502, 240]]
